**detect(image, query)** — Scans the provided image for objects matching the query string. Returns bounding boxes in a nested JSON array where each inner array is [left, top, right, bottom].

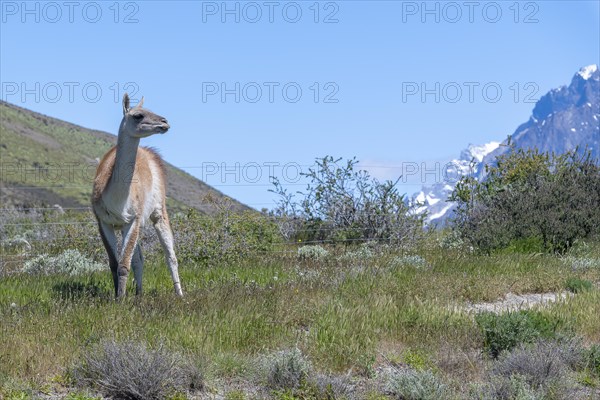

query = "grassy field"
[[1, 210, 600, 399]]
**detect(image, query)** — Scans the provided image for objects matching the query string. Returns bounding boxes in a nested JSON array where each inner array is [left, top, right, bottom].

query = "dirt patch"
[[464, 291, 573, 314], [0, 182, 84, 208], [1, 120, 62, 150]]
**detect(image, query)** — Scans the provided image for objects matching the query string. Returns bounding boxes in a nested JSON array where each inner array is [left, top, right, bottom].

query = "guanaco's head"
[[121, 93, 170, 138]]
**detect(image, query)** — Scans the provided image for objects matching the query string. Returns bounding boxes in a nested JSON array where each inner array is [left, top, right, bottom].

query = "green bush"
[[402, 349, 433, 371], [451, 149, 600, 254], [585, 345, 600, 376], [565, 277, 593, 293], [502, 237, 546, 254], [475, 311, 567, 358]]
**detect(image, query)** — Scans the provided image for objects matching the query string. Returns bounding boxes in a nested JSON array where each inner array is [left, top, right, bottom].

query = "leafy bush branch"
[[270, 156, 425, 246]]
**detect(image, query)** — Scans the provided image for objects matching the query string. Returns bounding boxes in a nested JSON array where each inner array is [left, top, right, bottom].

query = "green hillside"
[[0, 101, 248, 213]]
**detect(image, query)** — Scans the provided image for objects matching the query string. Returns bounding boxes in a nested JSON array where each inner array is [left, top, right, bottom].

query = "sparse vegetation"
[[264, 348, 312, 391], [385, 369, 449, 400], [2, 206, 599, 398], [490, 341, 574, 394], [390, 255, 430, 270], [478, 339, 589, 400], [565, 277, 594, 293], [73, 339, 203, 400]]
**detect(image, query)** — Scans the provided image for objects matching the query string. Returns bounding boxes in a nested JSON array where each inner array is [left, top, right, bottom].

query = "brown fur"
[[92, 146, 166, 210]]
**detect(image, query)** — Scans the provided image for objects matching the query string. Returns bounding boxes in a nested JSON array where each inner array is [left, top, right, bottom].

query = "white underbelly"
[[94, 192, 161, 228], [94, 160, 164, 227], [94, 192, 139, 227]]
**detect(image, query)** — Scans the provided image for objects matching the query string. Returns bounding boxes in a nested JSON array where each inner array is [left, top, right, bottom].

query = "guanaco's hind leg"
[[131, 244, 144, 295], [151, 208, 183, 296], [98, 220, 119, 297]]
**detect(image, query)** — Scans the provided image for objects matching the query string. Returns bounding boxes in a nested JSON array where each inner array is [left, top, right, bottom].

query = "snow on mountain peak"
[[578, 64, 598, 80], [412, 140, 501, 223], [459, 141, 501, 164], [468, 142, 501, 162]]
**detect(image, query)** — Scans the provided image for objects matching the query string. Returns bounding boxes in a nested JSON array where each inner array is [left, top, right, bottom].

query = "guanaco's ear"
[[122, 93, 130, 115], [136, 96, 145, 109]]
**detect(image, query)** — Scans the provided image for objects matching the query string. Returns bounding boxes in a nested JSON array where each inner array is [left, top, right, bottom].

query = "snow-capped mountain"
[[414, 142, 499, 222], [414, 64, 600, 224]]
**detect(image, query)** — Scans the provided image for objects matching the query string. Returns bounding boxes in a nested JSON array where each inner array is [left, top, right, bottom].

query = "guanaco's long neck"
[[111, 119, 141, 197]]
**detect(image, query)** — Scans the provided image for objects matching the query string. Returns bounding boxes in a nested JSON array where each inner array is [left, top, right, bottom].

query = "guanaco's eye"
[[132, 114, 144, 120]]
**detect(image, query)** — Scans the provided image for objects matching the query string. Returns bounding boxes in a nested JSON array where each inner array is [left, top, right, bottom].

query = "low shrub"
[[391, 255, 430, 270], [492, 341, 575, 390], [585, 344, 600, 376], [475, 311, 567, 358], [437, 229, 466, 250], [224, 390, 247, 400], [482, 339, 583, 400], [22, 249, 104, 276], [297, 245, 329, 262], [274, 373, 354, 399], [312, 373, 353, 399], [385, 369, 449, 400], [337, 242, 376, 263], [402, 349, 433, 371], [265, 348, 312, 391], [481, 374, 543, 400], [73, 340, 203, 400], [563, 256, 600, 271], [64, 393, 102, 400]]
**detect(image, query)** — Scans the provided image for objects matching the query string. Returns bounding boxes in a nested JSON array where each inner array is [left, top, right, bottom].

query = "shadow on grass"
[[52, 278, 112, 301]]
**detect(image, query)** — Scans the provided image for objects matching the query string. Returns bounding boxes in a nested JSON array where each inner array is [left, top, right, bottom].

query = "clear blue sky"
[[1, 0, 599, 209]]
